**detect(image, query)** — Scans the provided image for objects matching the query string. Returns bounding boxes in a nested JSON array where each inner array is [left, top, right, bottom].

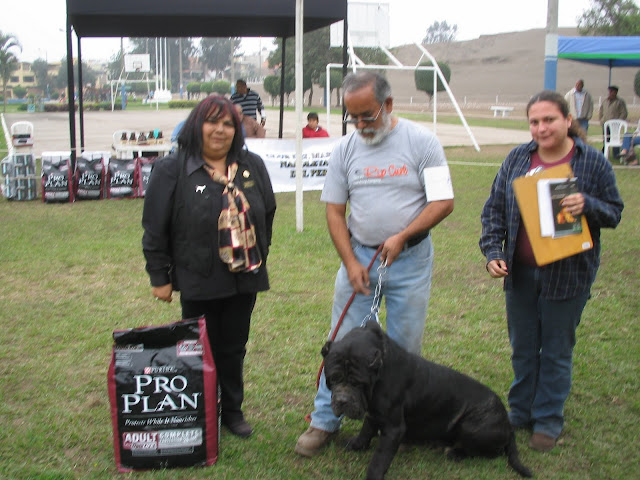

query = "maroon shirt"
[[514, 144, 576, 266]]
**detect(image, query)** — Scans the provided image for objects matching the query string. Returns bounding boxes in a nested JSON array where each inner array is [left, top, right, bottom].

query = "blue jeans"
[[310, 235, 434, 432], [505, 263, 589, 439], [621, 133, 640, 152]]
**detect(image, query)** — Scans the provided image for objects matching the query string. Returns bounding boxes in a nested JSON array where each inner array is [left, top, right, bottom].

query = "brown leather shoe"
[[529, 432, 556, 452], [294, 426, 337, 457]]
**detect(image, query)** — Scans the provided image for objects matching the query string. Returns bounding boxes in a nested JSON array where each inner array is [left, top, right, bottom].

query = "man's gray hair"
[[342, 71, 391, 104]]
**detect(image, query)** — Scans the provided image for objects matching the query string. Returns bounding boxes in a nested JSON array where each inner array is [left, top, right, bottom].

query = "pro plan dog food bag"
[[107, 158, 138, 199], [41, 153, 74, 203], [108, 317, 219, 472], [74, 154, 106, 200]]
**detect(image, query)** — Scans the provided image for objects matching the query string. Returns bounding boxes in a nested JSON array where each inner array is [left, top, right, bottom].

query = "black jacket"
[[142, 148, 276, 301]]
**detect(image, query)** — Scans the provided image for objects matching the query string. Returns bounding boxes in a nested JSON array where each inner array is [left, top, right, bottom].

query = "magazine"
[[537, 177, 582, 238]]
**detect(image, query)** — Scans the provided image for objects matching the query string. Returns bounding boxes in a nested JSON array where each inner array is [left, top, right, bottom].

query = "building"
[[6, 61, 61, 99]]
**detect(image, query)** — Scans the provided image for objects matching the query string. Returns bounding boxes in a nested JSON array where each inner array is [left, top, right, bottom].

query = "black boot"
[[222, 412, 253, 437]]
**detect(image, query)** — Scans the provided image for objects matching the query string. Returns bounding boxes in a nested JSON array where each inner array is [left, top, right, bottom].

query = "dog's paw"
[[345, 435, 370, 451]]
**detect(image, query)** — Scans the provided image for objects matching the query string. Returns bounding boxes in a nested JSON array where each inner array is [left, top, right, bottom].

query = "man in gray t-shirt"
[[295, 71, 455, 457]]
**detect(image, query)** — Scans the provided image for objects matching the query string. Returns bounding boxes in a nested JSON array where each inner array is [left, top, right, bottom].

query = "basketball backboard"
[[330, 1, 390, 48], [124, 54, 151, 73]]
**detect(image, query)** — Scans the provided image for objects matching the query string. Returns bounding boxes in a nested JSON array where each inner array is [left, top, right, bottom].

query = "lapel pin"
[[243, 170, 250, 178], [196, 185, 206, 194]]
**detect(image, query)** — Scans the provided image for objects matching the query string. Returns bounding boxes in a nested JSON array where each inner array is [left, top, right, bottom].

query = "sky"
[[1, 0, 598, 64]]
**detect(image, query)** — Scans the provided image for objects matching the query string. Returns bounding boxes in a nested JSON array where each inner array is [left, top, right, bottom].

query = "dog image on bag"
[[321, 321, 532, 480]]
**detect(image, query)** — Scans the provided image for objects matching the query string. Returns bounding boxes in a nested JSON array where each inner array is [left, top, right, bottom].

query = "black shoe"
[[222, 416, 253, 438]]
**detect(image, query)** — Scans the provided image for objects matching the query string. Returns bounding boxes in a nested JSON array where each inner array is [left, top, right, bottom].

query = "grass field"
[[0, 143, 638, 480]]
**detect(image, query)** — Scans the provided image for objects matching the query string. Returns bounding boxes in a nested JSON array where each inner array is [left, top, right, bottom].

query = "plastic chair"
[[603, 119, 628, 161], [10, 121, 34, 147]]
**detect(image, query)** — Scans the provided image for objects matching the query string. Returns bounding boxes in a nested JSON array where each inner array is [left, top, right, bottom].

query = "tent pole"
[[78, 37, 85, 154], [279, 38, 285, 139], [66, 19, 76, 169], [341, 13, 348, 136], [295, 0, 304, 233]]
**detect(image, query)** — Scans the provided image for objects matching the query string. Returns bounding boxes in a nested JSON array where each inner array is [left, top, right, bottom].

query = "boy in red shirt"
[[302, 112, 329, 138]]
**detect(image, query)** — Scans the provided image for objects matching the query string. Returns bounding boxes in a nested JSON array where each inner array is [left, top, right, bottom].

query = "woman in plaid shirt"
[[480, 91, 623, 453]]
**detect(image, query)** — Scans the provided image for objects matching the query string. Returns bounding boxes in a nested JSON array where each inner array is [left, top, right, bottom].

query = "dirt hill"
[[385, 27, 638, 112]]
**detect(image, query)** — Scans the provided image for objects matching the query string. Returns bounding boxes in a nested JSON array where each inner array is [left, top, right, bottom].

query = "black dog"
[[322, 321, 532, 480]]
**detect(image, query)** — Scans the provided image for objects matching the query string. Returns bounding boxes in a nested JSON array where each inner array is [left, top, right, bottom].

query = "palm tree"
[[0, 32, 22, 113]]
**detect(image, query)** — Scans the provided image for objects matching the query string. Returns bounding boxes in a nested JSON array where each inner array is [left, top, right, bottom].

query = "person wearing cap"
[[599, 85, 628, 158]]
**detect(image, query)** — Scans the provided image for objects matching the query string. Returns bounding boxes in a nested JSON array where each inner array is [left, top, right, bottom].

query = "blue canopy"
[[558, 36, 640, 68]]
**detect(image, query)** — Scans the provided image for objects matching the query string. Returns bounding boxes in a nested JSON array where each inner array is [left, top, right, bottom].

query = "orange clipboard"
[[513, 163, 592, 266]]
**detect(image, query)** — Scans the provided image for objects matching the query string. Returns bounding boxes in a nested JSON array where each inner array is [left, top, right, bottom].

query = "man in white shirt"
[[565, 79, 594, 134]]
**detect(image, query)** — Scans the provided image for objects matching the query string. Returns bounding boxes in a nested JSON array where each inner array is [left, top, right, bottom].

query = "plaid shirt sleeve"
[[479, 145, 530, 264]]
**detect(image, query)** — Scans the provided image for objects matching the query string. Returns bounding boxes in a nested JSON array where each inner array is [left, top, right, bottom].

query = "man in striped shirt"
[[231, 79, 266, 127]]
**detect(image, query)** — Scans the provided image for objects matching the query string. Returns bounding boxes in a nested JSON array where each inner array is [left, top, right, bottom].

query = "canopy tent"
[[65, 0, 348, 158], [558, 35, 640, 83], [67, 0, 346, 38]]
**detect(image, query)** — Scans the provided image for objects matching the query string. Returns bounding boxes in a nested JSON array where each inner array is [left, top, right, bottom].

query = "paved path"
[[3, 109, 531, 158]]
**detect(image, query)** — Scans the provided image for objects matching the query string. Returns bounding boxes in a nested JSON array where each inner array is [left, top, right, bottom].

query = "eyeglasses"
[[343, 103, 384, 125]]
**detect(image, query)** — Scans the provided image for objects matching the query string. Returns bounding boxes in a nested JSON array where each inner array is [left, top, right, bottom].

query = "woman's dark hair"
[[526, 90, 586, 141], [177, 95, 245, 158]]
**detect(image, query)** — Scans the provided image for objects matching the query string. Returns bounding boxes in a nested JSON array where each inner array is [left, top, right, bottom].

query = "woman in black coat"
[[142, 95, 276, 437]]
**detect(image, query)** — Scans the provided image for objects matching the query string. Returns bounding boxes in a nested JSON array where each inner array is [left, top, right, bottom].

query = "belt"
[[355, 230, 430, 251]]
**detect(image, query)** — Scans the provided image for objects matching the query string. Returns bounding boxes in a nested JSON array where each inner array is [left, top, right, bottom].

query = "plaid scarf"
[[204, 162, 262, 273]]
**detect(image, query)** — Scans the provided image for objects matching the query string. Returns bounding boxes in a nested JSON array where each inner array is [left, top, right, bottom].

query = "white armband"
[[423, 165, 454, 202]]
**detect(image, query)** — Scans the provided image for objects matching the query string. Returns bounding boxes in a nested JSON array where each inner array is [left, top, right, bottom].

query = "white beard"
[[358, 110, 392, 146]]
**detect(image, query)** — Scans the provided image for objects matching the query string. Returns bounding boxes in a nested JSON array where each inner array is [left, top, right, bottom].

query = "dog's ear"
[[321, 340, 332, 358], [364, 320, 381, 331]]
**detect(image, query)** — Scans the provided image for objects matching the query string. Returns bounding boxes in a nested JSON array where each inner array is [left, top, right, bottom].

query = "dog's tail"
[[506, 430, 533, 478]]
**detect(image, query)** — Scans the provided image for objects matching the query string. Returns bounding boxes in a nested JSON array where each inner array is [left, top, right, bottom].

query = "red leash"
[[315, 244, 383, 388], [305, 244, 383, 422]]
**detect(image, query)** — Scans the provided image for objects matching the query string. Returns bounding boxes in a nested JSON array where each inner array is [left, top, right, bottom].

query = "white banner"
[[245, 138, 339, 193]]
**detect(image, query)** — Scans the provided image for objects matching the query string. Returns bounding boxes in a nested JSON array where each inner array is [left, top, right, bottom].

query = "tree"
[[200, 37, 241, 79], [54, 59, 98, 90], [414, 60, 451, 104], [268, 27, 343, 106], [31, 58, 50, 95], [267, 27, 388, 106], [318, 69, 343, 107], [200, 81, 213, 95], [261, 71, 309, 106], [106, 50, 124, 84], [634, 70, 640, 98], [423, 21, 458, 44], [186, 82, 201, 99], [578, 0, 640, 36], [212, 80, 231, 95], [12, 85, 26, 99], [263, 75, 280, 105], [0, 31, 21, 112]]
